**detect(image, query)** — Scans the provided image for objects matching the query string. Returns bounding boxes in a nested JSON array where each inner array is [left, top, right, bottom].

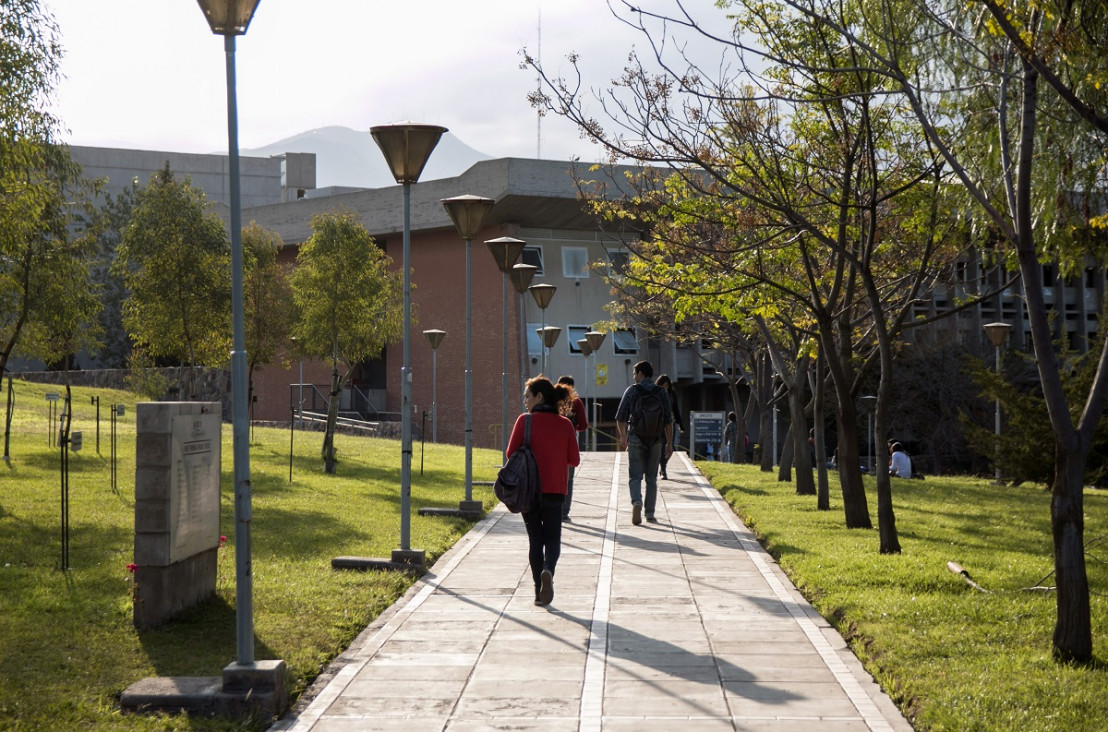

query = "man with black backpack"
[[615, 360, 673, 525]]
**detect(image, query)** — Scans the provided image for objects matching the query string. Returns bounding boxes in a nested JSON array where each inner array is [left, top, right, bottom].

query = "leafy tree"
[[112, 165, 230, 398], [535, 0, 1107, 663], [759, 0, 1108, 664], [0, 2, 100, 378], [290, 211, 403, 474], [242, 222, 294, 417], [79, 182, 138, 368]]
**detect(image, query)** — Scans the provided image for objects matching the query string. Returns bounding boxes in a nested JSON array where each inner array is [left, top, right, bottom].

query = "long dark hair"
[[527, 375, 571, 412]]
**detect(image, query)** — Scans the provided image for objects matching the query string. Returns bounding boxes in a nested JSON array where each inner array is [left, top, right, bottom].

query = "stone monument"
[[133, 401, 221, 629]]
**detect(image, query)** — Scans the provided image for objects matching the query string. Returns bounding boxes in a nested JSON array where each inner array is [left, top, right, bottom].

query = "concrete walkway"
[[270, 451, 912, 731]]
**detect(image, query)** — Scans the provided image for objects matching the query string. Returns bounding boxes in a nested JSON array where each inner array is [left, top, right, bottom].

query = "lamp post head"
[[529, 283, 557, 310], [370, 122, 447, 184], [486, 237, 525, 274], [585, 330, 606, 352], [196, 0, 260, 35], [860, 395, 878, 412], [509, 263, 538, 294], [423, 329, 446, 350], [441, 195, 495, 241], [578, 339, 593, 357], [983, 322, 1012, 348], [538, 326, 562, 348]]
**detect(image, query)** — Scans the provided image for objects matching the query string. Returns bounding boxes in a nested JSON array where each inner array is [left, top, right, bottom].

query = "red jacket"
[[506, 410, 581, 495], [568, 397, 588, 432]]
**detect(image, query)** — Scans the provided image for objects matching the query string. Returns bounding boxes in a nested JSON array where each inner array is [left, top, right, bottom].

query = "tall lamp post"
[[442, 195, 494, 509], [860, 395, 878, 473], [486, 237, 525, 455], [539, 327, 562, 376], [578, 338, 593, 447], [529, 283, 557, 374], [585, 330, 606, 451], [509, 263, 538, 412], [371, 122, 446, 567], [983, 322, 1012, 484], [196, 0, 260, 668], [423, 330, 445, 442]]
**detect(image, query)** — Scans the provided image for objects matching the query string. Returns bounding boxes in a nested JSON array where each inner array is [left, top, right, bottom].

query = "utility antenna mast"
[[536, 3, 542, 159]]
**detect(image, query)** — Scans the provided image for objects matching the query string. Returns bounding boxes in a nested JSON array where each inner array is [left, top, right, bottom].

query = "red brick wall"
[[250, 224, 523, 452]]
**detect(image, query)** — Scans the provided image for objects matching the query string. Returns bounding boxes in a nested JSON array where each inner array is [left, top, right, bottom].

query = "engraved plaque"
[[169, 413, 221, 563]]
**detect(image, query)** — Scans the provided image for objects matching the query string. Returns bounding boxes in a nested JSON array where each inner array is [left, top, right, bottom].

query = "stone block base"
[[120, 660, 286, 722]]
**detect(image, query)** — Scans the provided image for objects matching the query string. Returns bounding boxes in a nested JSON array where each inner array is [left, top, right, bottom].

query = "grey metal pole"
[[400, 181, 413, 550], [298, 358, 303, 429], [464, 237, 473, 498], [224, 32, 254, 667], [995, 344, 1002, 484], [432, 348, 438, 443], [868, 411, 873, 472], [501, 274, 509, 457]]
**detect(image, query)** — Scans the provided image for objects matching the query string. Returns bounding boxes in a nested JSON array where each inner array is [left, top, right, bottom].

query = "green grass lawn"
[[0, 379, 501, 731], [699, 461, 1108, 732]]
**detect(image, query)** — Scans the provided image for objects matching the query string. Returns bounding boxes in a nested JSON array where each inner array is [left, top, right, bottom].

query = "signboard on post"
[[689, 411, 725, 461]]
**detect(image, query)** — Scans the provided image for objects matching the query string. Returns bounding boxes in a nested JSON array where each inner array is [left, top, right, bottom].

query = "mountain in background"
[[242, 126, 494, 190]]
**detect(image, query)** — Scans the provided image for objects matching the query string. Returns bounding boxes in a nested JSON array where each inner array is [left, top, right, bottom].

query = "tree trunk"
[[322, 367, 341, 474], [759, 402, 774, 472], [777, 424, 793, 482], [1052, 446, 1091, 662], [835, 410, 872, 529], [813, 355, 830, 510], [788, 370, 815, 495]]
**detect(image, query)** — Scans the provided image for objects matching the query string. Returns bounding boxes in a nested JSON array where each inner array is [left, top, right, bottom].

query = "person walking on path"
[[615, 360, 673, 525], [506, 376, 581, 605], [556, 375, 588, 522], [655, 373, 684, 479]]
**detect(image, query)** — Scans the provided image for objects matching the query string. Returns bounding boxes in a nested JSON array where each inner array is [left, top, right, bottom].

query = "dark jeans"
[[627, 434, 662, 515], [523, 493, 564, 594], [563, 465, 575, 518]]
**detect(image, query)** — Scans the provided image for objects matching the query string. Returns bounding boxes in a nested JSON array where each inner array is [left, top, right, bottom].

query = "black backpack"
[[631, 383, 667, 442], [494, 414, 542, 513]]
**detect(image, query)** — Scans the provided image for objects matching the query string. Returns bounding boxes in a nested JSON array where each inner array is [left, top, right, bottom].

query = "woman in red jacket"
[[506, 375, 581, 606]]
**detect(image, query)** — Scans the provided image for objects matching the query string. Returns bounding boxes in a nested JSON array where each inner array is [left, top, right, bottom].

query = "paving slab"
[[270, 452, 913, 732]]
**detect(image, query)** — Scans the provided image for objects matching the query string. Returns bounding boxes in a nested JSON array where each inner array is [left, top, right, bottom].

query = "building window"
[[566, 324, 589, 353], [521, 246, 544, 276], [606, 248, 630, 276], [562, 247, 590, 279], [613, 328, 638, 354]]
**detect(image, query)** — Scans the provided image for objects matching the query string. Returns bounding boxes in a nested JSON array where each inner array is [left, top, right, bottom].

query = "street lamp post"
[[983, 322, 1012, 484], [423, 330, 445, 443], [486, 237, 525, 456], [539, 327, 562, 375], [585, 331, 606, 451], [577, 338, 592, 448], [196, 0, 260, 668], [442, 195, 494, 509], [371, 122, 446, 567], [529, 283, 557, 374], [860, 395, 878, 473], [509, 263, 538, 413]]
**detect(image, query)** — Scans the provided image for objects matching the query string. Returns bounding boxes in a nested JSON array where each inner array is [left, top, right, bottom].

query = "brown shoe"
[[632, 503, 642, 525], [539, 569, 554, 605]]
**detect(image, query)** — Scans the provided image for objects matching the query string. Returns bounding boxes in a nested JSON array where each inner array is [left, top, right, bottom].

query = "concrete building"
[[61, 144, 1105, 456]]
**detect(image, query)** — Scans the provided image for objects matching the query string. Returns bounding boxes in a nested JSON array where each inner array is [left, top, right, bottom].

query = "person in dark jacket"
[[556, 375, 588, 522], [506, 376, 581, 606], [656, 374, 683, 479], [615, 361, 673, 525]]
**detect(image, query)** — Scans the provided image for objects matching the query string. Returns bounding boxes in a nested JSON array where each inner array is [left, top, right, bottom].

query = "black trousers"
[[522, 493, 564, 595]]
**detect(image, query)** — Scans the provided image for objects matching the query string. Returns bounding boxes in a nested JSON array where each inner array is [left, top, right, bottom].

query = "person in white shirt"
[[889, 442, 912, 478]]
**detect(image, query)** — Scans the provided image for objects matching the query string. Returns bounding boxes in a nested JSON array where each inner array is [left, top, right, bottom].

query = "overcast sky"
[[45, 0, 725, 162]]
